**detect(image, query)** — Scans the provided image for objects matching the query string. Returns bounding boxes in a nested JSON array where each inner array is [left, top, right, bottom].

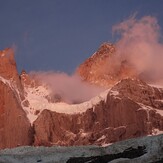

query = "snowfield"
[[0, 134, 163, 163], [23, 85, 110, 123]]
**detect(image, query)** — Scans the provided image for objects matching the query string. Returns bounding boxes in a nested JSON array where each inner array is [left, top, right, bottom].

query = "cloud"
[[31, 71, 104, 104], [112, 15, 163, 83], [29, 15, 163, 103]]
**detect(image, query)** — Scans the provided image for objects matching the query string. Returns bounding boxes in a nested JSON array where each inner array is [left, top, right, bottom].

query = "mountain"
[[77, 43, 137, 87], [33, 78, 163, 146], [0, 43, 163, 160]]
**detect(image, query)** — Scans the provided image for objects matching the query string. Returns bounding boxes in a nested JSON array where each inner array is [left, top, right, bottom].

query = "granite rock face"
[[77, 43, 137, 87], [0, 49, 33, 149], [0, 81, 33, 149], [0, 48, 19, 81]]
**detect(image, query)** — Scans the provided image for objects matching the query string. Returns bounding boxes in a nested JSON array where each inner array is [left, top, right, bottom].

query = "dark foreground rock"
[[67, 146, 147, 163], [0, 134, 163, 163]]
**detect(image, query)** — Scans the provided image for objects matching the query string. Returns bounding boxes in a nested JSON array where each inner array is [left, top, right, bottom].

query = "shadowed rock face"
[[66, 146, 147, 163], [33, 78, 163, 146]]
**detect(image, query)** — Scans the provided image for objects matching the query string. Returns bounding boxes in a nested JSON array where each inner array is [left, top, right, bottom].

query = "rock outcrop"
[[33, 78, 163, 146], [0, 81, 33, 149], [0, 49, 33, 149], [0, 48, 19, 81]]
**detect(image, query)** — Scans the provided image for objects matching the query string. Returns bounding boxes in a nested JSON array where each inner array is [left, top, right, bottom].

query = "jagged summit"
[[0, 48, 19, 81], [20, 69, 35, 87], [92, 42, 115, 59], [77, 42, 136, 87], [77, 42, 116, 87], [0, 48, 13, 57], [96, 42, 115, 54]]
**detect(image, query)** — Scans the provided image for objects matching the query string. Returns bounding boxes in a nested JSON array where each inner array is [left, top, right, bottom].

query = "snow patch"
[[139, 103, 163, 117], [155, 109, 163, 116], [1, 53, 5, 57], [155, 99, 163, 103], [110, 90, 119, 96], [149, 84, 163, 89], [97, 135, 106, 142], [0, 76, 22, 103], [102, 143, 112, 147], [24, 84, 109, 124], [152, 128, 163, 135]]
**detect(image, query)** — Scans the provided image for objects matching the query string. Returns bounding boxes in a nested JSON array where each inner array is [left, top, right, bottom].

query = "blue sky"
[[0, 0, 163, 73]]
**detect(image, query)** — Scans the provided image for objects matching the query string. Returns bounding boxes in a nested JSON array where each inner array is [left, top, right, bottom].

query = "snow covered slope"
[[23, 84, 109, 123], [0, 134, 163, 163]]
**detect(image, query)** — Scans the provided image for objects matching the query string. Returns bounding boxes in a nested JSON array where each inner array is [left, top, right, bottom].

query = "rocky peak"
[[77, 43, 137, 87], [96, 42, 115, 56], [0, 49, 33, 149], [0, 48, 24, 100], [77, 43, 116, 87], [0, 48, 19, 81], [111, 78, 163, 109], [20, 70, 42, 89], [20, 70, 32, 87]]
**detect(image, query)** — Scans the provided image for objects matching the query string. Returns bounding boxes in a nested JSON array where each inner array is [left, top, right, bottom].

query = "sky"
[[0, 0, 163, 73]]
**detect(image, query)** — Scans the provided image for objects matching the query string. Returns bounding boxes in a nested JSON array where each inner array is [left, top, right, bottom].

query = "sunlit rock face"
[[0, 48, 18, 80], [33, 78, 163, 146], [0, 48, 24, 99], [77, 43, 137, 87], [0, 48, 23, 89], [0, 49, 33, 149], [0, 81, 33, 149]]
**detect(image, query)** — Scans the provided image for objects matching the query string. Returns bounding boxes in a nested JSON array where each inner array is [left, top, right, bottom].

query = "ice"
[[1, 134, 163, 162], [23, 83, 110, 123]]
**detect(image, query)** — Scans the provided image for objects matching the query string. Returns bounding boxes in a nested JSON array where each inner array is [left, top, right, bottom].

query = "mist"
[[112, 15, 163, 83], [31, 71, 104, 104]]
